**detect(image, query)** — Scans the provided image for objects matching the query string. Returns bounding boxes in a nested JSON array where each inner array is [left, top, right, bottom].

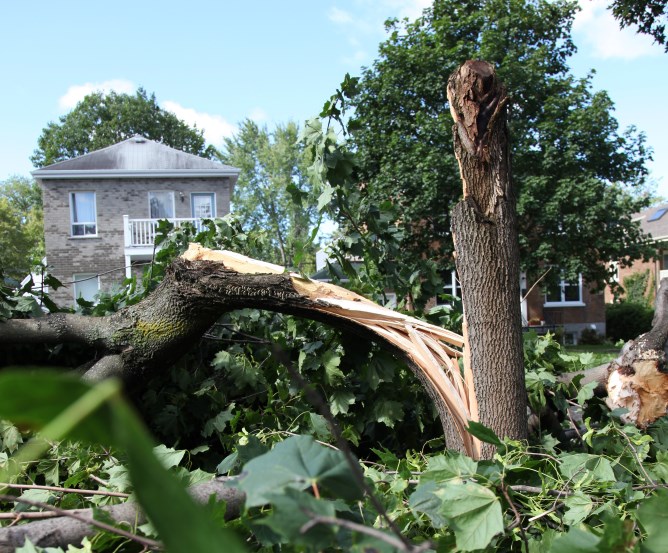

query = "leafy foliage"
[[31, 88, 216, 167], [608, 0, 668, 50], [606, 301, 655, 341], [347, 0, 653, 292], [219, 119, 320, 270], [0, 176, 44, 279]]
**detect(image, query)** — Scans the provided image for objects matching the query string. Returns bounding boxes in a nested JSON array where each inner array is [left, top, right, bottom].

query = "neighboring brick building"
[[604, 203, 668, 305], [33, 136, 239, 307]]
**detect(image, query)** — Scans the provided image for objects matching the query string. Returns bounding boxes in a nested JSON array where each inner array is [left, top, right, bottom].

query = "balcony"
[[123, 216, 206, 249]]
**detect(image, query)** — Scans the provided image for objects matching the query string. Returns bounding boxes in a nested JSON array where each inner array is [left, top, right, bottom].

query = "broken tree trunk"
[[606, 277, 668, 426], [447, 60, 528, 457], [0, 244, 480, 457]]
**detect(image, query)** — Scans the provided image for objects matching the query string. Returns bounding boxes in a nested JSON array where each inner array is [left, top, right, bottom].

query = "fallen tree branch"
[[0, 477, 245, 552], [0, 243, 478, 455]]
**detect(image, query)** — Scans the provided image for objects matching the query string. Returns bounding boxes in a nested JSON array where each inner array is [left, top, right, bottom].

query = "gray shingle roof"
[[636, 203, 668, 242], [32, 135, 239, 179]]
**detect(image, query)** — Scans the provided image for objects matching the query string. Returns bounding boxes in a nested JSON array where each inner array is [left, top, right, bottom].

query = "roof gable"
[[32, 135, 239, 179]]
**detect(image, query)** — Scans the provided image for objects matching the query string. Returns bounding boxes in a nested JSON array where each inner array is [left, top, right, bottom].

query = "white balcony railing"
[[123, 216, 207, 248]]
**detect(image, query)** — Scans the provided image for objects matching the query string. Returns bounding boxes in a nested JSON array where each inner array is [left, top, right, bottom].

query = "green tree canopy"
[[220, 119, 318, 270], [0, 175, 43, 278], [31, 88, 217, 167], [609, 0, 668, 49], [348, 0, 654, 290]]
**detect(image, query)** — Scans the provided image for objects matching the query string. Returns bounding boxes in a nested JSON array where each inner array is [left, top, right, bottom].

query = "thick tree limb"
[[448, 60, 528, 457], [0, 477, 244, 552], [0, 244, 477, 455]]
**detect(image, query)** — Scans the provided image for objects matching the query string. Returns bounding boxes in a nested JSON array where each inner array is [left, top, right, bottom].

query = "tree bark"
[[0, 244, 475, 455], [447, 60, 528, 457], [0, 477, 244, 552]]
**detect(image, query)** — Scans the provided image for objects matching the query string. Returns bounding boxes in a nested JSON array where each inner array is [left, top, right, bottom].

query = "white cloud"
[[327, 7, 354, 24], [58, 79, 135, 111], [248, 107, 269, 122], [574, 0, 661, 59], [162, 101, 237, 146]]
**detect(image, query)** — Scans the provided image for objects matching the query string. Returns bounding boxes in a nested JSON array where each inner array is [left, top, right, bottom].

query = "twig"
[[300, 513, 431, 552], [0, 511, 59, 520], [88, 474, 112, 487], [0, 482, 130, 499], [270, 343, 414, 551], [0, 494, 162, 551], [509, 485, 572, 497], [521, 268, 552, 305], [617, 429, 656, 486], [501, 484, 529, 553]]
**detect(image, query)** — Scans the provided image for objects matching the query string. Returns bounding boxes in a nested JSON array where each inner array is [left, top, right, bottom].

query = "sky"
[[0, 0, 666, 197]]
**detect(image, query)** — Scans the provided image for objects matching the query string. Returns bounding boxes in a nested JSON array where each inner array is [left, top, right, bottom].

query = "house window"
[[191, 193, 216, 218], [148, 191, 175, 219], [437, 270, 462, 305], [73, 273, 100, 304], [544, 273, 584, 306], [70, 192, 97, 236]]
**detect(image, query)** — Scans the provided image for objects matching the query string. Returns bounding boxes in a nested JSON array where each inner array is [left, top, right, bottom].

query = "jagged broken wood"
[[606, 277, 668, 426], [447, 60, 528, 457], [0, 243, 480, 457]]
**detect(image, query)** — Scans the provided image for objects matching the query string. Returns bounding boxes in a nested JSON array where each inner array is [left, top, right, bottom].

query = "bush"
[[606, 301, 654, 342], [579, 327, 604, 345]]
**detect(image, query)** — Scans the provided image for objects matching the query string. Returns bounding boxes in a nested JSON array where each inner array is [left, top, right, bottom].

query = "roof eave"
[[32, 169, 240, 180]]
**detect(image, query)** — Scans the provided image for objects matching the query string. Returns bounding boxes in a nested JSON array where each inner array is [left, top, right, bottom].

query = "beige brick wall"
[[41, 177, 232, 306]]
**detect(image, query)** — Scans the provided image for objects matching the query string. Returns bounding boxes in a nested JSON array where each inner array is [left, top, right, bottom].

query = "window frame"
[[543, 273, 585, 307], [436, 269, 462, 306], [69, 191, 97, 237]]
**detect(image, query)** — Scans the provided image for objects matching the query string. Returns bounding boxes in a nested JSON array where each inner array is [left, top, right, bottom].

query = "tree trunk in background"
[[448, 60, 528, 457]]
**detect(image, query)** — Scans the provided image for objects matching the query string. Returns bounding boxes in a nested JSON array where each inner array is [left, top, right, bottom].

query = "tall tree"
[[349, 0, 653, 290], [0, 175, 43, 278], [31, 88, 217, 167], [220, 120, 318, 269]]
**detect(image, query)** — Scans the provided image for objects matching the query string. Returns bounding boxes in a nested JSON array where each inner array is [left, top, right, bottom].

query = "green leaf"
[[576, 381, 598, 406], [329, 390, 356, 416], [559, 454, 616, 484], [322, 350, 344, 384], [563, 491, 593, 525], [466, 421, 503, 447], [549, 526, 600, 552], [258, 488, 339, 547], [372, 400, 404, 428], [410, 481, 503, 551], [237, 435, 362, 507], [309, 412, 331, 440], [420, 452, 478, 483], [637, 488, 668, 552], [152, 444, 186, 470]]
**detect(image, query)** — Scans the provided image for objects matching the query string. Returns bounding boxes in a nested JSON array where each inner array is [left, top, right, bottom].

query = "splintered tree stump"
[[606, 278, 668, 426], [448, 60, 527, 457]]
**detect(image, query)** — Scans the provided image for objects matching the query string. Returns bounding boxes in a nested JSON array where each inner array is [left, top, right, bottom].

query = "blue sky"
[[1, 0, 666, 197]]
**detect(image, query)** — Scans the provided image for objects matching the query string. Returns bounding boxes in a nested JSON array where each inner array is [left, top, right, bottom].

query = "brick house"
[[33, 136, 239, 306], [604, 202, 668, 304]]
